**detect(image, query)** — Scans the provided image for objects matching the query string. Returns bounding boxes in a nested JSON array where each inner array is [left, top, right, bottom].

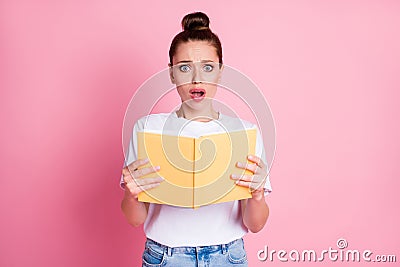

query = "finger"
[[231, 174, 253, 182], [247, 155, 265, 169], [236, 161, 258, 173], [235, 180, 264, 192], [123, 172, 135, 184], [127, 183, 162, 197], [135, 165, 160, 178], [231, 172, 266, 185], [134, 176, 164, 186], [134, 182, 162, 193], [125, 175, 164, 188], [122, 166, 131, 177], [127, 158, 150, 173], [234, 180, 254, 191]]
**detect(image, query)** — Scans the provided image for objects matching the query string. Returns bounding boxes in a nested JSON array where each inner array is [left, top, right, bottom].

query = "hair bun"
[[181, 12, 210, 31]]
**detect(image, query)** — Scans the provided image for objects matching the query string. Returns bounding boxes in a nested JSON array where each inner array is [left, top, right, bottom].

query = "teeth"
[[191, 91, 204, 96]]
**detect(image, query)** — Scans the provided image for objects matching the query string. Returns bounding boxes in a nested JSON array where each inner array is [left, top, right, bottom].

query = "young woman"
[[121, 12, 272, 267]]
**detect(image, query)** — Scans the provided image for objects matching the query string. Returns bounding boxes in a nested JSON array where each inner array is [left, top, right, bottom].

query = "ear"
[[168, 63, 175, 84]]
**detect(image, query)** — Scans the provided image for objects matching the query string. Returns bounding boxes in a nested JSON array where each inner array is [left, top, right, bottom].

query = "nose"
[[191, 64, 202, 84]]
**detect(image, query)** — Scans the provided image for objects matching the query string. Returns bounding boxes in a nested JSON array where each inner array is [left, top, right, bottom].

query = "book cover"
[[137, 128, 256, 208]]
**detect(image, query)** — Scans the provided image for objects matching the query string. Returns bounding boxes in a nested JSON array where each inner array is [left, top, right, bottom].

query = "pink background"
[[1, 0, 399, 266]]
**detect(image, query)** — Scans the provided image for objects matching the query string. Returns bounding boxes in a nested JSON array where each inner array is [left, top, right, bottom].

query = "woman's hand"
[[231, 154, 270, 232], [122, 158, 164, 199], [231, 154, 268, 201]]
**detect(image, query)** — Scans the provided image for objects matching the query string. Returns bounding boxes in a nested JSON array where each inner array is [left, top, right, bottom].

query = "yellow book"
[[137, 128, 256, 208]]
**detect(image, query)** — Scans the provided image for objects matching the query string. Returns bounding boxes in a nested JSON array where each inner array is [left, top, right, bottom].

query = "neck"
[[177, 103, 219, 122]]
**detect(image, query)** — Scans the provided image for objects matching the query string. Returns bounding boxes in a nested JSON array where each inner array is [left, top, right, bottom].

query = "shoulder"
[[134, 113, 172, 131], [137, 113, 171, 123]]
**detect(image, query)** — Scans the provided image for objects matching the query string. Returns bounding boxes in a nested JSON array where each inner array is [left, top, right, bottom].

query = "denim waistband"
[[145, 237, 243, 256]]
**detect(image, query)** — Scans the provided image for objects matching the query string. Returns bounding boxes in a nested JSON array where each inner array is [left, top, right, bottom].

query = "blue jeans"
[[142, 238, 248, 267]]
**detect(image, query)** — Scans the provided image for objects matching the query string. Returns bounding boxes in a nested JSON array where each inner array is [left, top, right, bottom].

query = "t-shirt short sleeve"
[[120, 121, 140, 189]]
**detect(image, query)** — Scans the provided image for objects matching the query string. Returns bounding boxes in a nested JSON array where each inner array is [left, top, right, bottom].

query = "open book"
[[137, 128, 256, 208]]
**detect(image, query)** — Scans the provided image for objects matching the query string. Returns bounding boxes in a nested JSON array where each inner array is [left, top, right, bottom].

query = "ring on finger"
[[129, 167, 138, 172]]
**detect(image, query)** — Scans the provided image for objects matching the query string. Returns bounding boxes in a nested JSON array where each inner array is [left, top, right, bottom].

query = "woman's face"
[[169, 40, 222, 111]]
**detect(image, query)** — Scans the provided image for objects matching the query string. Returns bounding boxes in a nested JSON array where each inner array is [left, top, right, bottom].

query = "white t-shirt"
[[121, 112, 272, 247]]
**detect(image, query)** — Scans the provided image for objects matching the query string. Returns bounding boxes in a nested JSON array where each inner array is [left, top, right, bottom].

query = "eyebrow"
[[175, 60, 216, 64]]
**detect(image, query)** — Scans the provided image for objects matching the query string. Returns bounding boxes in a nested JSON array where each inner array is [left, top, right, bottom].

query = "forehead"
[[173, 41, 219, 64]]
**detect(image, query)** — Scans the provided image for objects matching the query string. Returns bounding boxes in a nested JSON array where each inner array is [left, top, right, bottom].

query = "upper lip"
[[189, 88, 206, 95]]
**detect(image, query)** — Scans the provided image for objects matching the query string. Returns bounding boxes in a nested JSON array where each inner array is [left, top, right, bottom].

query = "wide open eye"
[[179, 64, 192, 73], [202, 64, 214, 72]]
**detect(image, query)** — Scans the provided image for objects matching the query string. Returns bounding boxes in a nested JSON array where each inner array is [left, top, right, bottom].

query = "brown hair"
[[169, 12, 223, 65]]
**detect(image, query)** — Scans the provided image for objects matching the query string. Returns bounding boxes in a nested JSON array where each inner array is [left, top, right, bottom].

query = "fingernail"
[[144, 158, 149, 163], [231, 174, 238, 179], [248, 155, 254, 160], [236, 162, 244, 168], [155, 166, 160, 170]]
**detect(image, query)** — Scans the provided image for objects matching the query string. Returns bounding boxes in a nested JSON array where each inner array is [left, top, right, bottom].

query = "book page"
[[137, 131, 194, 208], [193, 128, 256, 207]]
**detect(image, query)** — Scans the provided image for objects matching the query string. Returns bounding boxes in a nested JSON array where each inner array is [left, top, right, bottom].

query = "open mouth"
[[189, 88, 206, 98]]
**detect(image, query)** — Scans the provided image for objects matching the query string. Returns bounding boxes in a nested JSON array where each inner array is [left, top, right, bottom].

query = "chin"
[[181, 98, 209, 110]]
